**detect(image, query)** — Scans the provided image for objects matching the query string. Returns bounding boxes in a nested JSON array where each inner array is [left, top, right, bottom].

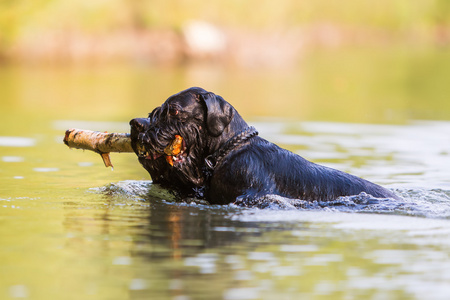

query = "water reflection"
[[1, 59, 450, 299], [97, 197, 450, 299], [1, 156, 24, 162], [53, 179, 450, 300], [0, 137, 35, 147]]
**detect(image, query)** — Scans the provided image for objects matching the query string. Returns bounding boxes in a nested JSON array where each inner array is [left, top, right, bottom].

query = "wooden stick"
[[63, 128, 133, 168]]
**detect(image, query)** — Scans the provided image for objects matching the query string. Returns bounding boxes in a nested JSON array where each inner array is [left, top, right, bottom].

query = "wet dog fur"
[[130, 87, 398, 205]]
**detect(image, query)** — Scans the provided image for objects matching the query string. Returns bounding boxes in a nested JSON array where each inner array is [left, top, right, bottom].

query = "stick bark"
[[63, 128, 133, 168]]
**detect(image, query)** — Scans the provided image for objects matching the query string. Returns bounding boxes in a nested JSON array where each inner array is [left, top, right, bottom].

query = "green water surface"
[[1, 49, 450, 299]]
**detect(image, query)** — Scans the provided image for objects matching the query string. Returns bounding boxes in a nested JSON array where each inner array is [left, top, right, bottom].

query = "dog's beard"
[[137, 118, 207, 189]]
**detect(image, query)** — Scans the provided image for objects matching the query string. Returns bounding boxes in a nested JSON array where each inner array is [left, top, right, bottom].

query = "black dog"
[[130, 87, 398, 205]]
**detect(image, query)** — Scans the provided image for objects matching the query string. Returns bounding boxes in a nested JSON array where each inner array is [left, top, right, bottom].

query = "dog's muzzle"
[[130, 118, 189, 167], [162, 135, 187, 166], [136, 134, 187, 167]]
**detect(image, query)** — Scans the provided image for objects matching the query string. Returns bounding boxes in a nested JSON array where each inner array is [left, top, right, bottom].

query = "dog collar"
[[204, 126, 258, 171]]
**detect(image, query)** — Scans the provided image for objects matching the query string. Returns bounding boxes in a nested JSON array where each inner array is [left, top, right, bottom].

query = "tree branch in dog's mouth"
[[63, 129, 186, 168], [63, 128, 133, 168]]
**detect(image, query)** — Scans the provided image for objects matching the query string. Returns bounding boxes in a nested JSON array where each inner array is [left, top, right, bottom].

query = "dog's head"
[[130, 87, 247, 194]]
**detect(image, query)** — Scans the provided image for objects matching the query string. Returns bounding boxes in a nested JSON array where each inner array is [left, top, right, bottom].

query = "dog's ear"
[[200, 92, 234, 137]]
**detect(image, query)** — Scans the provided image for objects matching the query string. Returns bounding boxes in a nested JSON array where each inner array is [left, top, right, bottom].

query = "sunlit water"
[[1, 59, 450, 299]]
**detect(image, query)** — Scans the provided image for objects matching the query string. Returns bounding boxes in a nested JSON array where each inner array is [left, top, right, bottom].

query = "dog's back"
[[209, 136, 398, 204]]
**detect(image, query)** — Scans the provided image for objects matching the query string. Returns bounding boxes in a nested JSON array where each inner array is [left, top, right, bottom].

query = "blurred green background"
[[1, 0, 450, 55], [1, 0, 450, 125]]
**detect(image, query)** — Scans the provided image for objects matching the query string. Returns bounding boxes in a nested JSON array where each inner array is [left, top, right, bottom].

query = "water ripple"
[[0, 136, 35, 147], [94, 181, 450, 220]]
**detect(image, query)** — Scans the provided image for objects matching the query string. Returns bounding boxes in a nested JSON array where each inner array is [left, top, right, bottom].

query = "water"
[[1, 51, 450, 299]]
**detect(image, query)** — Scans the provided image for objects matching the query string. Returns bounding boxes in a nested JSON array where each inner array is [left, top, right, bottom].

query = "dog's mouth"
[[136, 135, 187, 167], [162, 135, 187, 166]]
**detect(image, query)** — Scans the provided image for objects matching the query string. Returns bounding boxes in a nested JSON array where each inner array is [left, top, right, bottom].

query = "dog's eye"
[[168, 108, 179, 117]]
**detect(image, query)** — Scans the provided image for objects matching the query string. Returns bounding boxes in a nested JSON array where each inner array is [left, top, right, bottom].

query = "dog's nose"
[[130, 118, 149, 132]]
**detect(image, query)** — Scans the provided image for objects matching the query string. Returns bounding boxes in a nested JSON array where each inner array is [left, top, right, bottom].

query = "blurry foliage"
[[434, 0, 450, 24], [1, 0, 450, 64], [0, 0, 47, 47], [1, 0, 450, 37]]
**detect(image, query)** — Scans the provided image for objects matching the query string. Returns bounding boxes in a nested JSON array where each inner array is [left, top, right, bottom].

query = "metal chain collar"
[[204, 126, 258, 172]]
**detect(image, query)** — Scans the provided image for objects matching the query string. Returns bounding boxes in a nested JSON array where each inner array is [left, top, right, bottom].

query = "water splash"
[[93, 181, 450, 220], [91, 180, 174, 201], [234, 189, 450, 219]]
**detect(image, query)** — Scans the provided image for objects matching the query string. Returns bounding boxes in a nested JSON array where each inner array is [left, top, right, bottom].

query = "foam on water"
[[94, 180, 450, 223], [233, 188, 450, 219], [91, 180, 162, 200]]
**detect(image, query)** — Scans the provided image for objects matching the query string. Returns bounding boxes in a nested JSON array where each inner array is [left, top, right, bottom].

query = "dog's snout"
[[130, 118, 150, 132], [137, 132, 146, 144]]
